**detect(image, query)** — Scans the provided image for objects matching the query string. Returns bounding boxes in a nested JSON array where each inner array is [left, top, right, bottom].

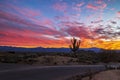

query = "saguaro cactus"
[[69, 37, 81, 53]]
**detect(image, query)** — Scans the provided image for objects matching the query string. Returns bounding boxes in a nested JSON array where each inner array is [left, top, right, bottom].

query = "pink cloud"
[[86, 3, 107, 10], [66, 26, 92, 39], [53, 2, 67, 12], [0, 26, 68, 48], [0, 4, 41, 27], [72, 2, 84, 12], [0, 11, 32, 26], [0, 3, 42, 26], [0, 3, 67, 41], [61, 21, 84, 27], [86, 4, 98, 10], [60, 20, 117, 40], [117, 11, 120, 15], [0, 10, 61, 35], [0, 11, 65, 38], [0, 19, 67, 47], [96, 0, 103, 4], [41, 18, 53, 26], [19, 8, 41, 17], [7, 4, 41, 18], [60, 21, 94, 39], [100, 3, 107, 9], [116, 11, 120, 18], [76, 2, 84, 7]]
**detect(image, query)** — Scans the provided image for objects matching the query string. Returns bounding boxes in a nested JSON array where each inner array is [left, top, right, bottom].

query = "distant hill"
[[0, 46, 70, 53], [0, 46, 103, 53]]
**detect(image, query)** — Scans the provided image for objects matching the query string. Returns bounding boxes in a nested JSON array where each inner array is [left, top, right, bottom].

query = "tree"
[[69, 37, 81, 53]]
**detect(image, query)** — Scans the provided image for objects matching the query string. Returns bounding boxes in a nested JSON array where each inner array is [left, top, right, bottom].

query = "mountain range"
[[0, 46, 102, 53]]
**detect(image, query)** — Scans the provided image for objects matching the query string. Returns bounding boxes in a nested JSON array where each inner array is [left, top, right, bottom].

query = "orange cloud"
[[79, 38, 120, 50]]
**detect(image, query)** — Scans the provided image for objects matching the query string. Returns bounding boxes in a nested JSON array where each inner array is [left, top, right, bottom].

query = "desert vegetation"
[[0, 49, 120, 66]]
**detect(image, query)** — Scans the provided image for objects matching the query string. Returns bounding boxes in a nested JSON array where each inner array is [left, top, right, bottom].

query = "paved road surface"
[[0, 63, 105, 80]]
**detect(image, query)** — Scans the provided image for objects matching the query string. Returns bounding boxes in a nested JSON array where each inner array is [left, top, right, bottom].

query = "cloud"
[[86, 3, 107, 10], [13, 7, 41, 18], [117, 11, 120, 15], [93, 24, 120, 40], [0, 5, 65, 36], [0, 6, 66, 47], [96, 0, 103, 4], [91, 20, 103, 23], [60, 21, 94, 39], [0, 10, 34, 27], [111, 21, 117, 24], [0, 21, 66, 48], [116, 11, 120, 18], [0, 6, 118, 48], [100, 3, 107, 9], [53, 2, 67, 12], [76, 2, 84, 7], [94, 28, 104, 34], [61, 21, 84, 27], [72, 2, 84, 12], [86, 4, 98, 10], [0, 0, 119, 49]]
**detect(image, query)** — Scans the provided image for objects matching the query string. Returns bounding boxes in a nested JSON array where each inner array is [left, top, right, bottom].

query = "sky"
[[0, 0, 120, 49]]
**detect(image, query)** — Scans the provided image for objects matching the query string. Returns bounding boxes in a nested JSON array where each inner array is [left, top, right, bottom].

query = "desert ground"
[[81, 70, 120, 80], [0, 50, 120, 80]]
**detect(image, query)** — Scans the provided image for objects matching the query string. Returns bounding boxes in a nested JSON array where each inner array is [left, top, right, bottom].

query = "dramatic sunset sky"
[[0, 0, 120, 49]]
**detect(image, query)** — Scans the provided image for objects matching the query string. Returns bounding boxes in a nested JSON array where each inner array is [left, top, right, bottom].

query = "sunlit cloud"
[[0, 0, 120, 49]]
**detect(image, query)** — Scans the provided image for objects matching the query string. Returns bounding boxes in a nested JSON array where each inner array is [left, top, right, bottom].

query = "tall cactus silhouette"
[[69, 37, 81, 53]]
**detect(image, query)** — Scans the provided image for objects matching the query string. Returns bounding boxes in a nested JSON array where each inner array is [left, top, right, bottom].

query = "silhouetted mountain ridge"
[[0, 46, 101, 53], [0, 46, 119, 53]]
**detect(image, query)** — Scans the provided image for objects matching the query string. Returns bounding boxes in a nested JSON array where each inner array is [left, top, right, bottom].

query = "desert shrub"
[[98, 51, 119, 63], [53, 62, 57, 65], [76, 52, 98, 64], [44, 56, 54, 64]]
